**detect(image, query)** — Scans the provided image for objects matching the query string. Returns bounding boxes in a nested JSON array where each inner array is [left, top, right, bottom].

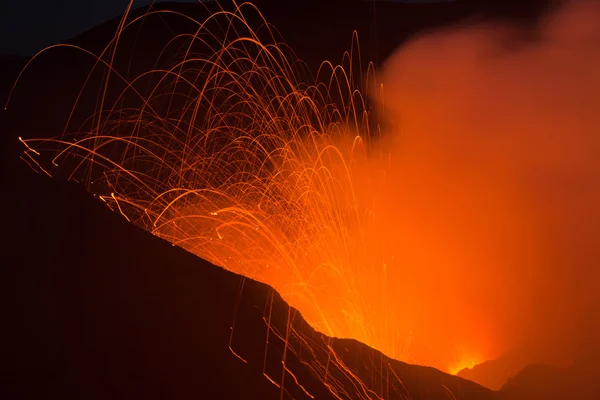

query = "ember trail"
[[14, 1, 484, 390]]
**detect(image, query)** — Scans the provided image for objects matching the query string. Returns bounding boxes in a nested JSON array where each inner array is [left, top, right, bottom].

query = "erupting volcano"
[[14, 0, 481, 374], [4, 0, 600, 399]]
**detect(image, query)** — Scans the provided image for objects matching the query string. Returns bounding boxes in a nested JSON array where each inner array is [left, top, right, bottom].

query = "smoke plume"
[[367, 0, 600, 378]]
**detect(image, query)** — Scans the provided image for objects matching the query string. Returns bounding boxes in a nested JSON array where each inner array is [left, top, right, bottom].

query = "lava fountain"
[[14, 0, 455, 374], [15, 0, 425, 379]]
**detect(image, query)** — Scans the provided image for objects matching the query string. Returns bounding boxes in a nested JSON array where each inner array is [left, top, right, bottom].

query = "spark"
[[13, 1, 478, 399]]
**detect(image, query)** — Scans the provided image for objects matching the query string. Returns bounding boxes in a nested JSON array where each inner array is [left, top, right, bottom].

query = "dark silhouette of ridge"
[[457, 348, 600, 400], [499, 363, 600, 400], [456, 345, 544, 391]]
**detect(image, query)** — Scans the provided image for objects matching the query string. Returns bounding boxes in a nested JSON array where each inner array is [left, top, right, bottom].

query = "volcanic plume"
[[369, 0, 600, 384]]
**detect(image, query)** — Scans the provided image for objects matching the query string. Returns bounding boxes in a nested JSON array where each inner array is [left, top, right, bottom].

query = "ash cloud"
[[368, 0, 600, 377]]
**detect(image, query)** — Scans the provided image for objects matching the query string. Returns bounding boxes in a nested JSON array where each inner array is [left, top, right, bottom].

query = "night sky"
[[0, 0, 454, 56], [0, 0, 198, 55]]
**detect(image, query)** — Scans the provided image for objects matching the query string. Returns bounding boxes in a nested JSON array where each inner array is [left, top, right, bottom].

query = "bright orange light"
[[11, 1, 502, 395], [448, 352, 482, 376]]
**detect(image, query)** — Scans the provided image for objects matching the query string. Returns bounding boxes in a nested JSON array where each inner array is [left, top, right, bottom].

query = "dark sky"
[[0, 0, 453, 56], [0, 0, 197, 55]]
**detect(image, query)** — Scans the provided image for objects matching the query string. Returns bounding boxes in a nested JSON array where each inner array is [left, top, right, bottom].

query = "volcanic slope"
[[0, 139, 502, 400]]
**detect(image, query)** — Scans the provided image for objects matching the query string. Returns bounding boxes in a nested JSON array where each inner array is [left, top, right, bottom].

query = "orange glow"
[[14, 4, 443, 396], [447, 348, 482, 376], [14, 1, 477, 376], [12, 0, 600, 394]]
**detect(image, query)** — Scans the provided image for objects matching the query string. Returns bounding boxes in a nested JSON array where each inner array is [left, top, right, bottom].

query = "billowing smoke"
[[366, 0, 600, 382]]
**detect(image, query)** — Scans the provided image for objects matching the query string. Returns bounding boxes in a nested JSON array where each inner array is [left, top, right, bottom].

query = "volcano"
[[2, 1, 598, 399]]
